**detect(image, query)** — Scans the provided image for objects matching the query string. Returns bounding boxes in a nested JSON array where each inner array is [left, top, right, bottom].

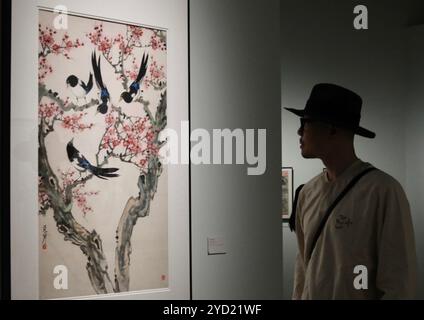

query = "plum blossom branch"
[[38, 20, 125, 295], [39, 17, 168, 295], [60, 169, 99, 216], [39, 84, 99, 112], [39, 176, 52, 215], [86, 24, 166, 91], [143, 60, 166, 91], [95, 105, 158, 172], [149, 30, 166, 51], [38, 98, 95, 137], [38, 122, 114, 294], [39, 24, 84, 82]]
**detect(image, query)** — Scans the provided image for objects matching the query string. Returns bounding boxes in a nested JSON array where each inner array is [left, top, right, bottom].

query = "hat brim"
[[354, 127, 376, 139], [283, 107, 376, 139], [284, 107, 305, 117]]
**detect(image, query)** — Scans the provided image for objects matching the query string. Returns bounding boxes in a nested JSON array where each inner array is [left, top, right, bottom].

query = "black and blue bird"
[[120, 53, 149, 103], [91, 51, 110, 114], [66, 73, 93, 103], [66, 139, 119, 180]]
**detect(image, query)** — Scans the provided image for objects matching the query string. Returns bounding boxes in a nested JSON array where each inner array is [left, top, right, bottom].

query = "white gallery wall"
[[281, 0, 424, 299]]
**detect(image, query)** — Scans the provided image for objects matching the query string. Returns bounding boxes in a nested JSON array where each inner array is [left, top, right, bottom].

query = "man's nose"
[[297, 126, 304, 136]]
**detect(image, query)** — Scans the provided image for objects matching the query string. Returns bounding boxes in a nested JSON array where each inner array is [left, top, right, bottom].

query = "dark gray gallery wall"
[[281, 0, 424, 299], [190, 0, 282, 299], [406, 26, 424, 299]]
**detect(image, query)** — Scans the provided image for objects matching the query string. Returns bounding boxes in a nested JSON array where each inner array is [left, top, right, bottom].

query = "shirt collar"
[[323, 158, 366, 184]]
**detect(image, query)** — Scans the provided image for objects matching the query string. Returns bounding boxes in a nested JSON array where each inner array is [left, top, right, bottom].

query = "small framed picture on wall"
[[282, 167, 294, 222]]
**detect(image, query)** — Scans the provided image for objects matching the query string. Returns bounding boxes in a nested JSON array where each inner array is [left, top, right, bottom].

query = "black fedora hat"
[[284, 83, 376, 138]]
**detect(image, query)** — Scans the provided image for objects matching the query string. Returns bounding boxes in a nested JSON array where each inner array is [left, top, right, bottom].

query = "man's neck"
[[323, 153, 359, 182]]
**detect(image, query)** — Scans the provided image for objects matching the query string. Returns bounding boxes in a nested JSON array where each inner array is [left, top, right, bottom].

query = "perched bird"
[[120, 53, 149, 103], [66, 73, 93, 103], [91, 51, 110, 114], [66, 139, 119, 180]]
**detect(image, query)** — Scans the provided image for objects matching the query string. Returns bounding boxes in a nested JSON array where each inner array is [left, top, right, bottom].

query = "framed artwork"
[[281, 167, 293, 222], [10, 0, 189, 300]]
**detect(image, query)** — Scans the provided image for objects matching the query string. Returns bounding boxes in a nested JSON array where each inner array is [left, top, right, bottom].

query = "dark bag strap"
[[308, 167, 377, 259], [289, 184, 305, 232]]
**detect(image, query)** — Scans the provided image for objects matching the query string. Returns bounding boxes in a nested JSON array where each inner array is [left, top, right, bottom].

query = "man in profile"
[[285, 83, 417, 299]]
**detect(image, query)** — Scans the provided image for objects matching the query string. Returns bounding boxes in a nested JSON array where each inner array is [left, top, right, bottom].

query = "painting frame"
[[281, 167, 294, 223], [10, 0, 189, 300]]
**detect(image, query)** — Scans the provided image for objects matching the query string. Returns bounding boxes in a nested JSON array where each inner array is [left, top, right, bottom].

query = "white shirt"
[[293, 159, 417, 299]]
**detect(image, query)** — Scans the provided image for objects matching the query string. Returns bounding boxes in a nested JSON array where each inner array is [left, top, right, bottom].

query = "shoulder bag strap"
[[308, 167, 377, 259]]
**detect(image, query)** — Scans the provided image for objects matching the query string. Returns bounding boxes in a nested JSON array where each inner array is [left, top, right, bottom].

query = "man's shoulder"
[[364, 166, 405, 192], [301, 171, 326, 194], [299, 163, 404, 192]]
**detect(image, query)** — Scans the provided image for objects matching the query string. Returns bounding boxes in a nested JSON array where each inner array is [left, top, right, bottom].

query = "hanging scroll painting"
[[38, 9, 168, 299]]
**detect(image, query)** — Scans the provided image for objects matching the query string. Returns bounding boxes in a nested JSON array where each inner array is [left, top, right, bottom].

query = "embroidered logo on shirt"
[[335, 214, 353, 229]]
